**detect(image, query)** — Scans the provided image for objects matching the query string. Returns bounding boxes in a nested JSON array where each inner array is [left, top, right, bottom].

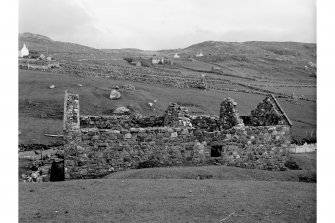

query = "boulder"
[[110, 90, 121, 100], [114, 106, 130, 114]]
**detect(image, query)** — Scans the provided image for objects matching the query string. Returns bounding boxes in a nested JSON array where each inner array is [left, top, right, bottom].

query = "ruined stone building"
[[63, 91, 292, 180]]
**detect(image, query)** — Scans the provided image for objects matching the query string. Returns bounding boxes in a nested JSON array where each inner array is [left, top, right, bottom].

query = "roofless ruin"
[[63, 91, 292, 180]]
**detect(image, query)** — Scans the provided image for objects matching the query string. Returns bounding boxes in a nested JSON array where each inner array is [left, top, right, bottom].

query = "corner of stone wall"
[[63, 91, 81, 180], [219, 97, 244, 129]]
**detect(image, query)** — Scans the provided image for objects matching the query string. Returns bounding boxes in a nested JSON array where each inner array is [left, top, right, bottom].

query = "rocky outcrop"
[[121, 84, 135, 91]]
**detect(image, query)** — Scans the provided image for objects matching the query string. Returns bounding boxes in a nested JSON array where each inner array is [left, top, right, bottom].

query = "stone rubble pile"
[[21, 155, 64, 183], [113, 106, 130, 114], [121, 84, 136, 91]]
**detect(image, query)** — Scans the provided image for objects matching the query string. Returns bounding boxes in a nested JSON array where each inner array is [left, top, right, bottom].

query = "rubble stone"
[[110, 90, 121, 100]]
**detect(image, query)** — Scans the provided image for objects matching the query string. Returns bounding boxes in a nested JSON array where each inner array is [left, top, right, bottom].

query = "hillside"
[[101, 48, 160, 58], [177, 41, 317, 80], [18, 33, 316, 145], [100, 40, 317, 80], [19, 32, 109, 59]]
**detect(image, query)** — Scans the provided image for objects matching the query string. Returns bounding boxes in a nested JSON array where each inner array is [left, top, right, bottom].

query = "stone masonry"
[[63, 92, 293, 180], [219, 97, 244, 129]]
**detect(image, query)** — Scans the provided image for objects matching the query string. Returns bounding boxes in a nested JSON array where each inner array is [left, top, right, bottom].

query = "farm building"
[[211, 66, 221, 72], [196, 51, 203, 57], [173, 53, 180, 58], [39, 54, 46, 60], [165, 59, 174, 65], [131, 61, 142, 67], [151, 56, 164, 64], [19, 43, 29, 58], [46, 56, 53, 61]]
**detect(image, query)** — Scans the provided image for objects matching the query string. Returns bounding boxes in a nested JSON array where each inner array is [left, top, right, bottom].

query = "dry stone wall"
[[190, 116, 220, 132], [63, 92, 293, 180], [80, 115, 164, 129]]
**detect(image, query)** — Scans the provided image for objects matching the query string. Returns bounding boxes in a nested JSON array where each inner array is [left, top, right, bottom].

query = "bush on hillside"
[[137, 157, 162, 169], [123, 57, 134, 63], [298, 172, 316, 183], [284, 158, 301, 170]]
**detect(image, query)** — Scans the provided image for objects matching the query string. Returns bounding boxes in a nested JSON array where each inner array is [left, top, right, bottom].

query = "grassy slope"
[[19, 179, 315, 223], [181, 41, 316, 81]]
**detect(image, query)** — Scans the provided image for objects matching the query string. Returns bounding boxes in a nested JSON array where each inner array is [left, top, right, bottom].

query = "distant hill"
[[19, 32, 107, 57], [182, 40, 316, 60], [101, 48, 160, 58], [19, 33, 316, 78], [177, 40, 316, 79]]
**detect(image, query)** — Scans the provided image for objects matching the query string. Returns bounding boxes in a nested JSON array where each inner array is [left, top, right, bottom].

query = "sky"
[[19, 0, 316, 50]]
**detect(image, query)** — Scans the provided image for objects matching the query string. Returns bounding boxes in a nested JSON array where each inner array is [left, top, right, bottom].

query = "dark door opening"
[[50, 160, 65, 181], [211, 145, 222, 157]]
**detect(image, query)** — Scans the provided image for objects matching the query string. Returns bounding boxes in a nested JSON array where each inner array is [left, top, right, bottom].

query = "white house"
[[173, 53, 180, 59], [152, 56, 164, 64], [196, 51, 203, 57], [19, 43, 29, 58]]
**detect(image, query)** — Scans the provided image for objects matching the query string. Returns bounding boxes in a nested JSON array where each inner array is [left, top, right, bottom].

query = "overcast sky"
[[19, 0, 316, 50]]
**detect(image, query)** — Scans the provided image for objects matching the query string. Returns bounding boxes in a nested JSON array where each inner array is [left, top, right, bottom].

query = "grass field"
[[19, 152, 316, 222], [19, 178, 316, 223]]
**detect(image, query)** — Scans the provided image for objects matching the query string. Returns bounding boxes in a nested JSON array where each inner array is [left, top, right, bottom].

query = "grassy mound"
[[105, 165, 315, 183]]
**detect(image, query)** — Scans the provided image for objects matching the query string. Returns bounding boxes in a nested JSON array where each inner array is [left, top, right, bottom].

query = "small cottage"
[[151, 56, 164, 64], [19, 43, 29, 58], [39, 54, 46, 60]]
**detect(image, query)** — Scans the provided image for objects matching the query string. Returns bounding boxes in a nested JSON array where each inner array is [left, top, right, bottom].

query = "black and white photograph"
[[2, 0, 331, 222]]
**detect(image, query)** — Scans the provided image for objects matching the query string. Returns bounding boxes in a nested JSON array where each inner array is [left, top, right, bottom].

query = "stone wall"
[[63, 92, 293, 180], [163, 103, 192, 127], [80, 115, 164, 129], [190, 116, 220, 132], [64, 124, 291, 179]]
